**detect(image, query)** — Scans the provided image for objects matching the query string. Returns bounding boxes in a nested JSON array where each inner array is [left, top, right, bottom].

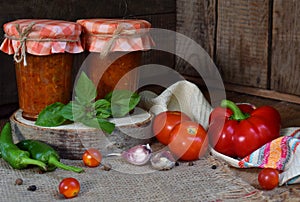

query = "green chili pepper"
[[0, 123, 47, 170], [16, 139, 84, 173]]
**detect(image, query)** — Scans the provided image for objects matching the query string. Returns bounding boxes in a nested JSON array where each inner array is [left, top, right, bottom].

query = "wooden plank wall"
[[216, 0, 269, 89], [176, 0, 216, 77], [0, 0, 176, 108], [271, 0, 300, 95], [177, 0, 300, 103]]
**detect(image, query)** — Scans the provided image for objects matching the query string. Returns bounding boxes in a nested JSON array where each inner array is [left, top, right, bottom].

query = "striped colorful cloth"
[[212, 128, 300, 185]]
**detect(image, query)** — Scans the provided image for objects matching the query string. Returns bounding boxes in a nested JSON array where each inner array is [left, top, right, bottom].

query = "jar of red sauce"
[[76, 19, 153, 99], [0, 19, 83, 120]]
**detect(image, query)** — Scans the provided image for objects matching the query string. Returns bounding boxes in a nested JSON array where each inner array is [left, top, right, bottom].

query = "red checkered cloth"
[[76, 19, 153, 54], [0, 19, 84, 65]]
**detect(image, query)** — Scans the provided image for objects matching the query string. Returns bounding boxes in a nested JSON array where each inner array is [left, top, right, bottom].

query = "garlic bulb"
[[120, 144, 152, 166], [150, 150, 176, 170]]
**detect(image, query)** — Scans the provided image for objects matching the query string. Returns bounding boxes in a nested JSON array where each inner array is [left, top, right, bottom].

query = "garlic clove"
[[150, 150, 176, 171], [121, 144, 152, 166]]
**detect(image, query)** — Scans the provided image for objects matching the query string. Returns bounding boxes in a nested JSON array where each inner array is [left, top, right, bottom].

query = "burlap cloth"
[[0, 151, 265, 202], [0, 80, 297, 201]]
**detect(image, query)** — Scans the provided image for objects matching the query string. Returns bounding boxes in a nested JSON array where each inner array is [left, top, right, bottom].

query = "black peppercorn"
[[211, 165, 217, 169], [27, 185, 37, 191]]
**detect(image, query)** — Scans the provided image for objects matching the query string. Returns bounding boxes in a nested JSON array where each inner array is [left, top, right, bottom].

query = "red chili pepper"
[[208, 100, 281, 159]]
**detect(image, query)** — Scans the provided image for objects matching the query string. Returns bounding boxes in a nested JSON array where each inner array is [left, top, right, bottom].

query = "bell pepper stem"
[[221, 100, 249, 121], [48, 155, 84, 173]]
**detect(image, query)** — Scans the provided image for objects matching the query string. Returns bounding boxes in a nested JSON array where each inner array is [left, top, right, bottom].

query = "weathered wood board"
[[175, 0, 216, 76], [216, 0, 270, 89], [139, 13, 176, 68], [271, 0, 300, 96], [176, 0, 300, 101]]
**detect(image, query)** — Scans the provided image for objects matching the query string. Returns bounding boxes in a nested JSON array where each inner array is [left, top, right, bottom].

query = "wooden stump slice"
[[10, 108, 153, 160]]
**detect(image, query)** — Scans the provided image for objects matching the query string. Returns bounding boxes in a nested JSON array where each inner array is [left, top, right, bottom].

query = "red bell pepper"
[[208, 100, 281, 159], [208, 102, 256, 123]]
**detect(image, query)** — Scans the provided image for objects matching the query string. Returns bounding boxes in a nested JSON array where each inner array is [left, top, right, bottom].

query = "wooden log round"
[[10, 108, 154, 160]]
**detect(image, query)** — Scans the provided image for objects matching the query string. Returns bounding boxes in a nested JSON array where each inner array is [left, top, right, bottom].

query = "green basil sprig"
[[105, 89, 140, 118], [35, 102, 66, 127], [35, 72, 140, 134]]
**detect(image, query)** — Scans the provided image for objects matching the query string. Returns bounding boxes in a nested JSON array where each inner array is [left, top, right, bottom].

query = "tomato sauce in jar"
[[15, 53, 73, 120], [0, 19, 83, 120], [88, 51, 141, 99], [77, 19, 152, 99]]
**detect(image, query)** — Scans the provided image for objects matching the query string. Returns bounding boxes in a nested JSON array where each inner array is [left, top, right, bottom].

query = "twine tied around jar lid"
[[94, 24, 148, 59], [9, 22, 35, 66], [4, 22, 80, 66]]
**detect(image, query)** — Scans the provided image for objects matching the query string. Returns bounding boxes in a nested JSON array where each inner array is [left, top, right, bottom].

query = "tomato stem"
[[221, 100, 250, 121]]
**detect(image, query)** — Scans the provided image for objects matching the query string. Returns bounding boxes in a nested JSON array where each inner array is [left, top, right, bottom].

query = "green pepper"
[[16, 139, 84, 173], [0, 123, 47, 170]]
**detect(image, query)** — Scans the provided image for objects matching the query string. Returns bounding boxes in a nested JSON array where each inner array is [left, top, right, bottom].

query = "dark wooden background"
[[176, 0, 300, 103], [1, 0, 300, 115]]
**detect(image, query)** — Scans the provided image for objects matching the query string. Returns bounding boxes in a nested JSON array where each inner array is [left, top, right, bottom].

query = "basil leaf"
[[106, 90, 140, 117], [97, 118, 115, 134], [79, 117, 115, 134], [75, 71, 97, 105], [59, 102, 73, 121], [94, 99, 111, 119], [60, 101, 86, 121], [80, 117, 99, 129], [35, 102, 66, 127], [95, 99, 111, 109]]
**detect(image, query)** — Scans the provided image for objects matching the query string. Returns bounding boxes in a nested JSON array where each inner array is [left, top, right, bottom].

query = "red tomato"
[[168, 121, 208, 161], [258, 168, 279, 190], [58, 177, 80, 199], [152, 111, 191, 145], [82, 148, 102, 167]]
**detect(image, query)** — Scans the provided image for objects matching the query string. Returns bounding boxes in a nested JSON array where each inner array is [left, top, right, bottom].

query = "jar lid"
[[0, 19, 84, 65], [76, 19, 153, 55]]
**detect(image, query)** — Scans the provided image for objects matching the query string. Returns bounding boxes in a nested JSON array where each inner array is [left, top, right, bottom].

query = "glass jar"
[[77, 19, 152, 99], [87, 51, 142, 99], [15, 53, 73, 120], [0, 19, 83, 120]]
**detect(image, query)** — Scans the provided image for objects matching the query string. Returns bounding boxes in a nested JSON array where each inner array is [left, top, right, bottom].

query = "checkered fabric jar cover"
[[0, 19, 84, 59], [76, 18, 153, 53]]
